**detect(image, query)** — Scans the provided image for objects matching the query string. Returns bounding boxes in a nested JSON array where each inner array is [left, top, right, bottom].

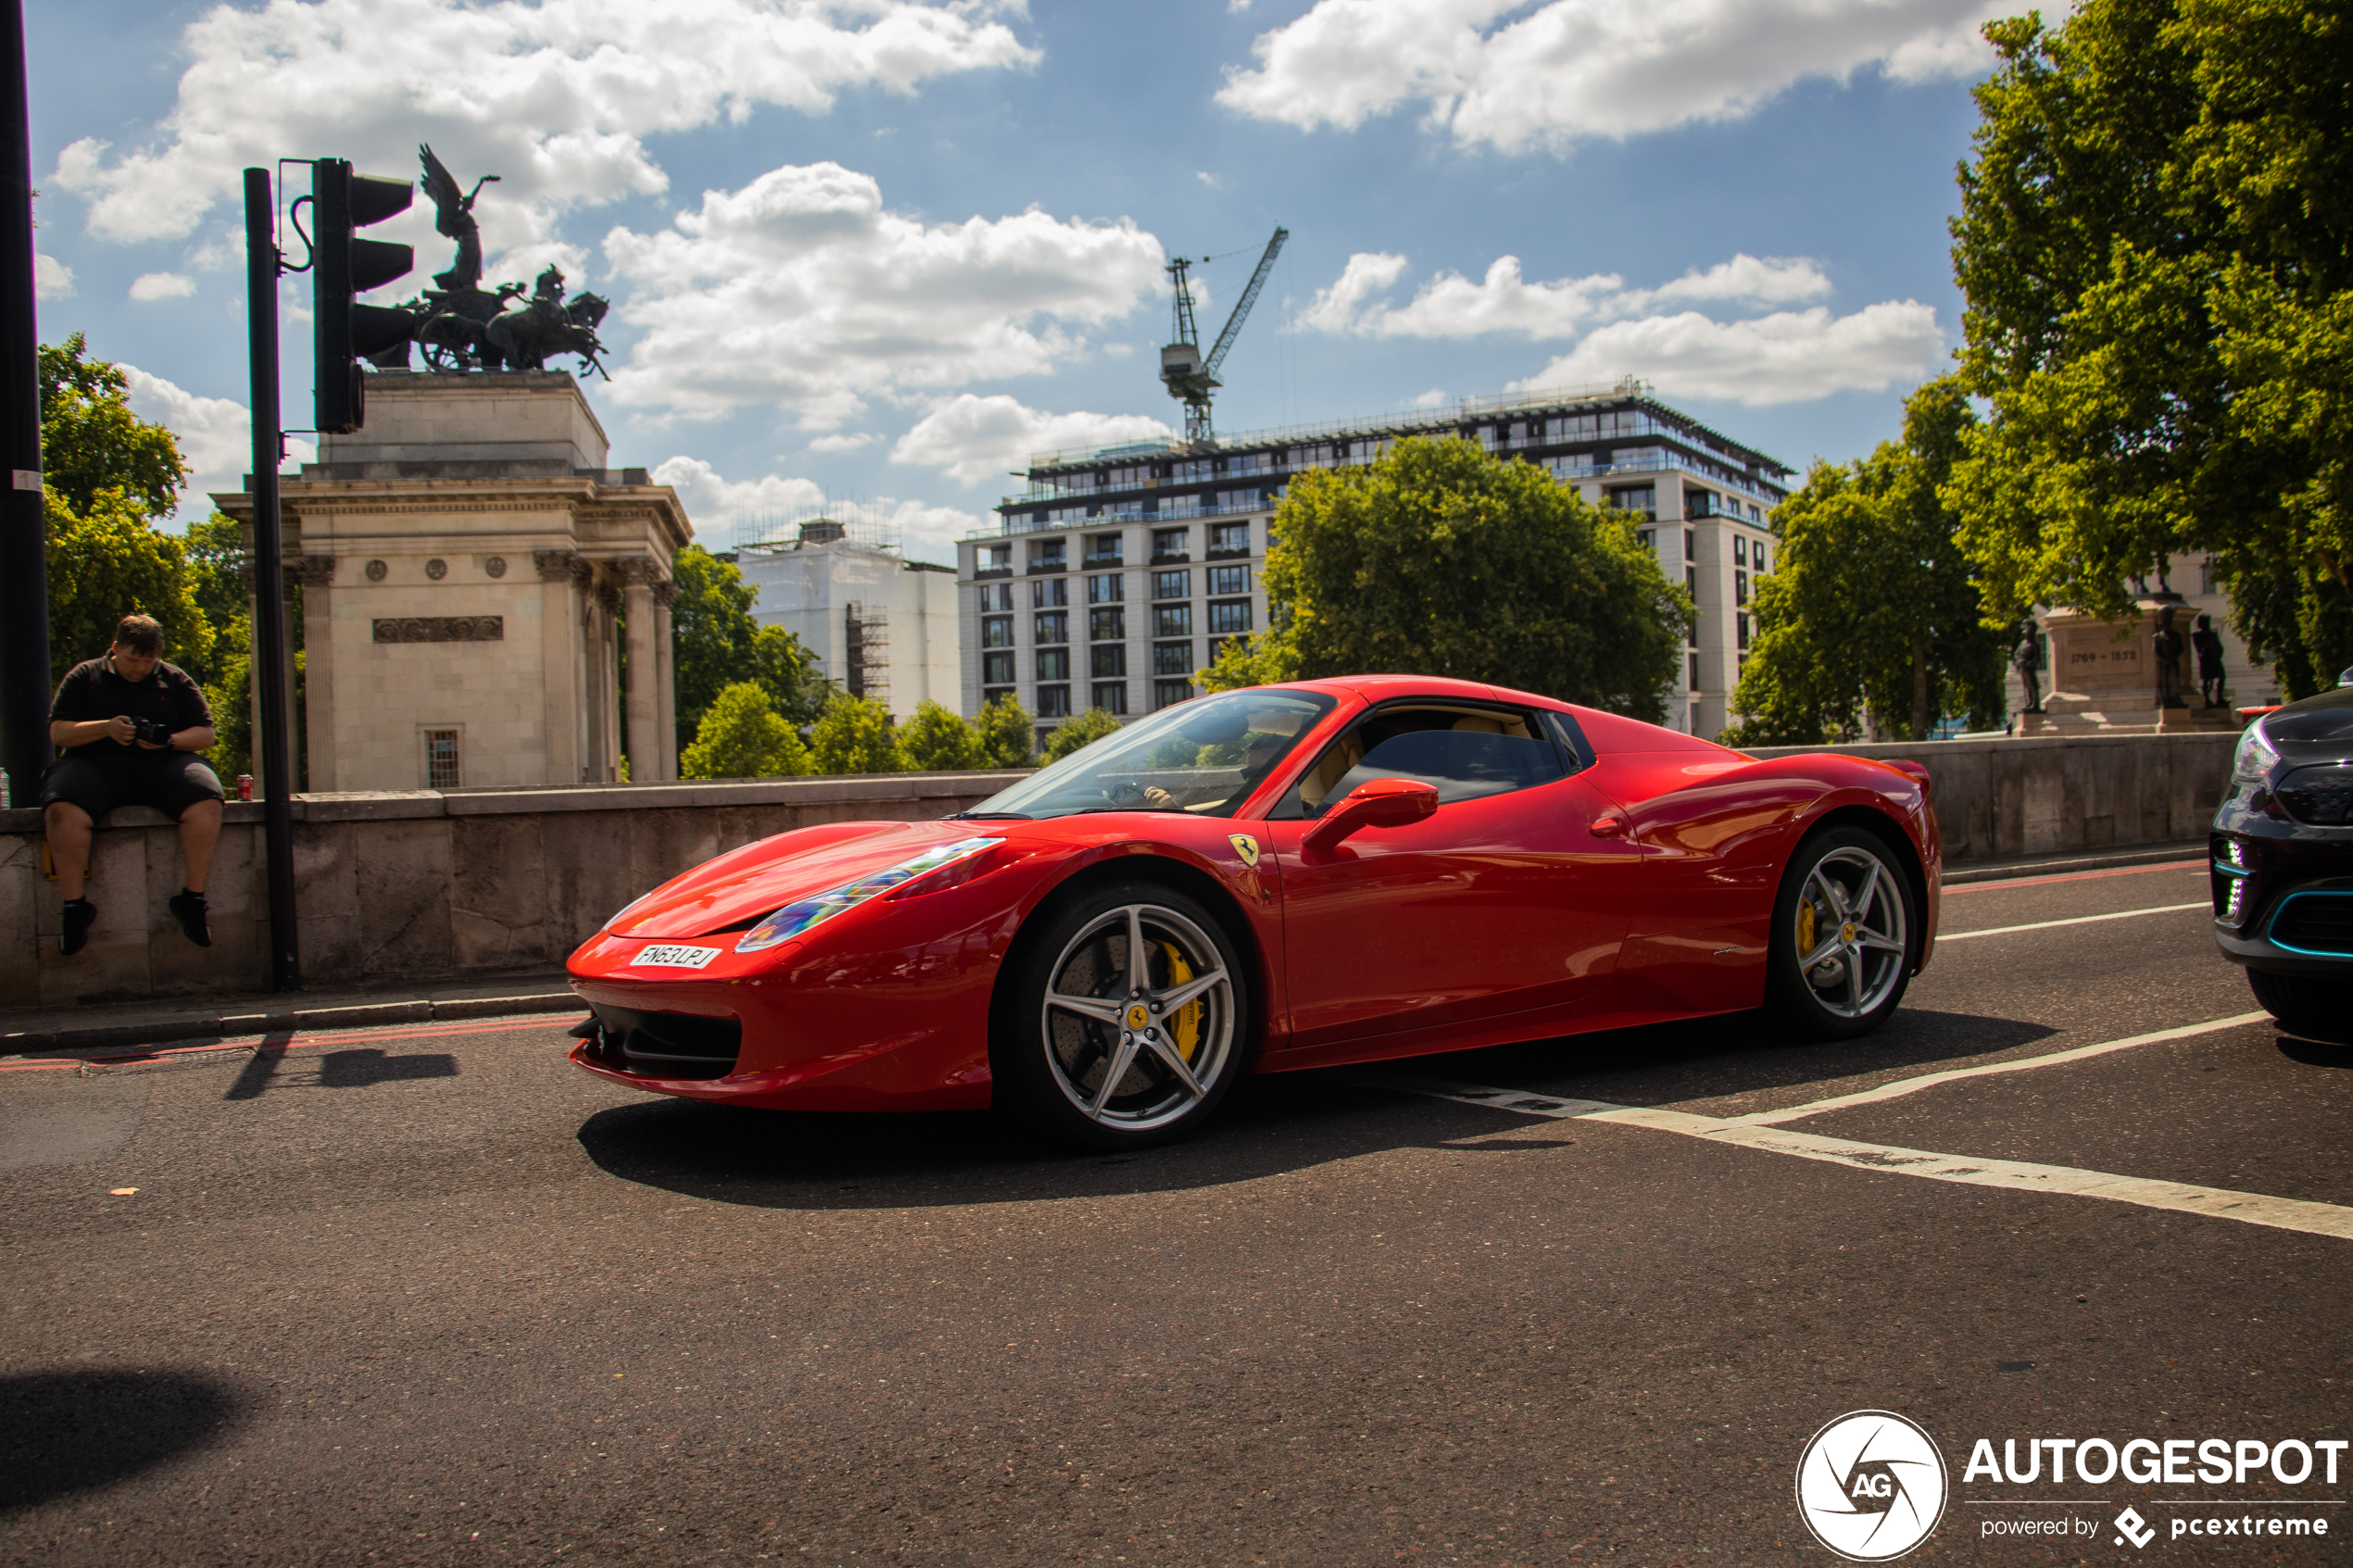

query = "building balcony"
[[1080, 554, 1124, 571], [1150, 550, 1189, 565], [972, 566, 1011, 581], [1027, 561, 1066, 575], [1204, 546, 1251, 561]]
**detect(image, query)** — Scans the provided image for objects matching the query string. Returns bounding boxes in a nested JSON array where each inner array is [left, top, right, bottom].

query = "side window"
[[1543, 709, 1595, 773], [1274, 704, 1565, 817]]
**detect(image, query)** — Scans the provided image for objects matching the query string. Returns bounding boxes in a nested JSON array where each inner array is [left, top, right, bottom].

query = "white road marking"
[[1937, 901, 2208, 942], [1370, 1010, 2353, 1241], [1730, 1012, 2271, 1126]]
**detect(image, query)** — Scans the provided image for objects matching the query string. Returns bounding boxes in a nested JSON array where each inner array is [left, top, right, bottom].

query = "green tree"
[[975, 693, 1035, 768], [1946, 0, 2353, 696], [45, 488, 213, 687], [666, 543, 821, 752], [1726, 379, 2010, 746], [1040, 705, 1124, 762], [39, 333, 186, 519], [1201, 437, 1689, 720], [808, 696, 903, 774], [678, 682, 812, 779], [898, 698, 987, 771]]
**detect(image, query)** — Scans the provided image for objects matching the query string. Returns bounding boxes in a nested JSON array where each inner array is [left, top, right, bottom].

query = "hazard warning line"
[[0, 1014, 580, 1075]]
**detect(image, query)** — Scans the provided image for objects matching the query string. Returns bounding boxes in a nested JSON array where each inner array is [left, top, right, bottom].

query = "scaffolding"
[[843, 600, 889, 706], [736, 500, 903, 557]]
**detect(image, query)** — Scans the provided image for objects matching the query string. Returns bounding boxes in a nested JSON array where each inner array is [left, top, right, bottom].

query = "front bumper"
[[2208, 805, 2353, 977]]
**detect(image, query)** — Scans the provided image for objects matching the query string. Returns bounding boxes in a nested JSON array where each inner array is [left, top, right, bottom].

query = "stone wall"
[[1744, 730, 2237, 864], [1, 731, 2242, 1012], [0, 771, 1024, 1011]]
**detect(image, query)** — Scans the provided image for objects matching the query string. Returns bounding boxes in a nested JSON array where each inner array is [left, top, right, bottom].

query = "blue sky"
[[28, 0, 2017, 563]]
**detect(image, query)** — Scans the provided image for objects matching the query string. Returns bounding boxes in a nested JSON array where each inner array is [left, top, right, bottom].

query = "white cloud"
[[1294, 251, 1407, 333], [120, 366, 318, 519], [647, 456, 980, 560], [1300, 250, 1832, 338], [1410, 386, 1447, 408], [807, 433, 875, 453], [1196, 170, 1224, 189], [130, 271, 197, 301], [34, 253, 73, 299], [890, 395, 1175, 485], [880, 498, 988, 562], [1513, 302, 1945, 406], [49, 0, 1037, 291], [602, 161, 1165, 422], [650, 456, 825, 539], [1218, 0, 2011, 155]]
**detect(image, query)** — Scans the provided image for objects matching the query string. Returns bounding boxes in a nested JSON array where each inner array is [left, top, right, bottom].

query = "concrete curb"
[[1, 990, 585, 1059], [1944, 842, 2208, 885]]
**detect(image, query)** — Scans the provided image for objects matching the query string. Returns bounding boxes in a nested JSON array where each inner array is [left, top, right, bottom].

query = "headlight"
[[2231, 721, 2280, 784], [735, 837, 1002, 954]]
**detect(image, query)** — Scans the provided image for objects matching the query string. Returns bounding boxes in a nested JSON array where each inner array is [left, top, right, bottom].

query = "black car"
[[2211, 684, 2353, 1030]]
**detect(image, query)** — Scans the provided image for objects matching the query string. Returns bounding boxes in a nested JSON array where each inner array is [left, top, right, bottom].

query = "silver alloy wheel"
[[1038, 902, 1236, 1133], [1792, 844, 1909, 1020]]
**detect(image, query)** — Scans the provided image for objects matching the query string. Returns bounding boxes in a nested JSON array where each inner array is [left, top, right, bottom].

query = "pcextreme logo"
[[1795, 1411, 1950, 1562]]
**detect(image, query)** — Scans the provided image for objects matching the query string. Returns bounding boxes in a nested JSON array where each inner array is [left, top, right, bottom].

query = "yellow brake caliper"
[[1160, 942, 1202, 1061], [1797, 897, 1817, 962]]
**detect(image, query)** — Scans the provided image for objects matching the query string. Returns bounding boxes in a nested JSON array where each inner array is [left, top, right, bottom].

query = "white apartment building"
[[954, 382, 1793, 743], [736, 518, 959, 720]]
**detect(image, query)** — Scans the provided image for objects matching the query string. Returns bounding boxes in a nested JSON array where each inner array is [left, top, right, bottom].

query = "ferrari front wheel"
[[993, 883, 1249, 1149], [1767, 827, 1916, 1038]]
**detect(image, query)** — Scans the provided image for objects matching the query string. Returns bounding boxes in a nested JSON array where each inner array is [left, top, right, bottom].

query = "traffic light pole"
[[0, 0, 50, 809], [244, 167, 300, 993]]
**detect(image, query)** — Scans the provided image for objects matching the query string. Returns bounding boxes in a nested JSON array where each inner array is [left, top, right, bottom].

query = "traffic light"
[[312, 158, 414, 433]]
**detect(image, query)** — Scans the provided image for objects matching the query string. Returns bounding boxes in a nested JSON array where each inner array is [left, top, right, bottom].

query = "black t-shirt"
[[49, 656, 213, 767]]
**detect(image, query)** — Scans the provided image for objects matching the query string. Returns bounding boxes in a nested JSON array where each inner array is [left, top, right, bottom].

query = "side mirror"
[[1303, 776, 1439, 853]]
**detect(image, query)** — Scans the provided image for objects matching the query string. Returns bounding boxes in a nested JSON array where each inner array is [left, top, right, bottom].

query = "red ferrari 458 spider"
[[568, 675, 1939, 1148]]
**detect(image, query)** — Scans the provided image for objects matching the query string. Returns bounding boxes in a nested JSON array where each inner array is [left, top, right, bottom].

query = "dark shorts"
[[41, 753, 226, 822]]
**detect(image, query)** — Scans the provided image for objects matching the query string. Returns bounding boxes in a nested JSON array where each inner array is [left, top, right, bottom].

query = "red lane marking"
[[0, 1013, 581, 1073], [1943, 858, 2205, 895]]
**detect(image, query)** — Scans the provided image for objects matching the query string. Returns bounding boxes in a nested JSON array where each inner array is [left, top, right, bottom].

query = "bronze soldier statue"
[[2012, 625, 2044, 713], [2193, 613, 2228, 708], [2152, 605, 2186, 709]]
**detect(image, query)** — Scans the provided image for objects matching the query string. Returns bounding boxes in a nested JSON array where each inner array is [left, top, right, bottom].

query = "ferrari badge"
[[1228, 834, 1261, 868]]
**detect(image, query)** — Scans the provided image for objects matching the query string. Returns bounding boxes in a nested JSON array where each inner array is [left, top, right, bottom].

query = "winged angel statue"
[[371, 144, 610, 377]]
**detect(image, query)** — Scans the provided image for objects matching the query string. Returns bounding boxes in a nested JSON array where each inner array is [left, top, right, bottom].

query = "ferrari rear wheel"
[[994, 883, 1248, 1149], [1767, 827, 1916, 1038]]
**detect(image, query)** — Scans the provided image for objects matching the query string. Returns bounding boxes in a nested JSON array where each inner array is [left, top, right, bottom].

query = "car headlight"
[[735, 836, 1002, 954], [2231, 721, 2280, 784]]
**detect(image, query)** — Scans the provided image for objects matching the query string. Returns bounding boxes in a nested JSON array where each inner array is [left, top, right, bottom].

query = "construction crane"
[[1159, 225, 1288, 445]]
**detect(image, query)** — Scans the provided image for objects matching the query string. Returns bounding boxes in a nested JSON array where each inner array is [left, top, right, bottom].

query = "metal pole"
[[0, 0, 51, 808], [245, 167, 299, 992]]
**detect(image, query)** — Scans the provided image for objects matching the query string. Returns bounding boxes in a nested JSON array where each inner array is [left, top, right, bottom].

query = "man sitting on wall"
[[42, 613, 225, 955]]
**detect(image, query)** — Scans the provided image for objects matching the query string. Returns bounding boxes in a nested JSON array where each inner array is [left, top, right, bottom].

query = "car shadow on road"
[[0, 1370, 242, 1512], [576, 1006, 2056, 1212]]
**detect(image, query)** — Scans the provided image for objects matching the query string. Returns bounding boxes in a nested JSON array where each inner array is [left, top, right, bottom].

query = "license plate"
[[632, 944, 721, 969]]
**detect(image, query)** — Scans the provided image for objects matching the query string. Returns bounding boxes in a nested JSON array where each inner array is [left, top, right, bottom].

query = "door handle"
[[1590, 815, 1624, 838]]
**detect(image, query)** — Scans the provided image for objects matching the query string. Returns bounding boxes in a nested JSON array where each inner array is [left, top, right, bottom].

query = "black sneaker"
[[168, 889, 210, 947], [61, 897, 96, 957]]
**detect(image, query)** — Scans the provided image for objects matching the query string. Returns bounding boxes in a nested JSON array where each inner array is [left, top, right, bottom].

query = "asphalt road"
[[4, 855, 2349, 1567]]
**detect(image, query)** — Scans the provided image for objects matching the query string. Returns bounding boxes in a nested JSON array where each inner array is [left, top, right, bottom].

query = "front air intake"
[[585, 1004, 743, 1080]]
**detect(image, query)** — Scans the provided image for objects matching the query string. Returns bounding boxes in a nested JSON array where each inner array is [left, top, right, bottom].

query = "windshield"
[[967, 688, 1339, 821]]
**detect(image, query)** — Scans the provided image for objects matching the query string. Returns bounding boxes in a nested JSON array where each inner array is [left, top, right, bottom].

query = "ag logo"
[[2114, 1507, 2155, 1549], [1794, 1411, 1948, 1562], [1228, 834, 1261, 868]]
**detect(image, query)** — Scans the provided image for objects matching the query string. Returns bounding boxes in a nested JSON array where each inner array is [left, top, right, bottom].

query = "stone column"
[[595, 575, 623, 783], [617, 558, 661, 784], [652, 579, 678, 781], [535, 550, 585, 785], [286, 554, 338, 792]]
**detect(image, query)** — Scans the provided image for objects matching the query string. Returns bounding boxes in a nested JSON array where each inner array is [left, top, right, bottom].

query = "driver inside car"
[[1136, 706, 1306, 810]]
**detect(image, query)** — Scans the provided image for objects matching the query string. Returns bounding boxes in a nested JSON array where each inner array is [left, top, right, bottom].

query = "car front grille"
[[2269, 892, 2353, 957], [2275, 763, 2353, 826], [584, 1004, 743, 1080]]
